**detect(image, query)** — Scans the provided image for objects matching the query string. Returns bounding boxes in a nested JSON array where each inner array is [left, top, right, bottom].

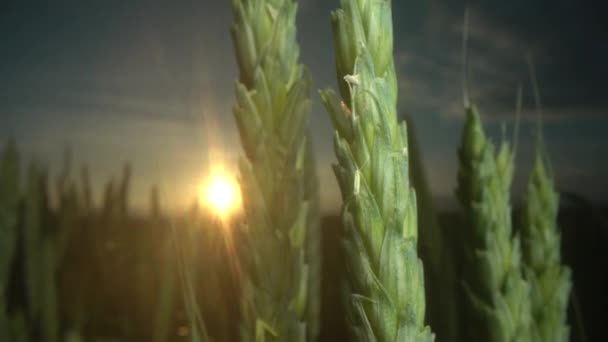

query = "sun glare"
[[202, 168, 242, 219]]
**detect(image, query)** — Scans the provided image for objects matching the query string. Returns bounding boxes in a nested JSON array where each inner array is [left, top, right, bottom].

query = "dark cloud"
[[393, 0, 608, 121]]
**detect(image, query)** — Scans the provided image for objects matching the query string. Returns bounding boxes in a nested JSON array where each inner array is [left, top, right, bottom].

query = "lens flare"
[[202, 167, 242, 219]]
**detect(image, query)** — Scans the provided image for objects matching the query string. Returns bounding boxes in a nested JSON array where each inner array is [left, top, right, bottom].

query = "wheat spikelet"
[[520, 149, 571, 342], [520, 59, 571, 342], [456, 105, 531, 341], [320, 1, 433, 340], [230, 0, 321, 340]]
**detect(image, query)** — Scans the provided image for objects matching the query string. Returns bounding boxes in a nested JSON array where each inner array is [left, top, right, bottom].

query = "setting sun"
[[202, 168, 242, 219]]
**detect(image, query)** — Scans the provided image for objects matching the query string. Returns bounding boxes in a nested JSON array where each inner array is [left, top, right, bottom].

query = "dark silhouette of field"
[[3, 186, 606, 341]]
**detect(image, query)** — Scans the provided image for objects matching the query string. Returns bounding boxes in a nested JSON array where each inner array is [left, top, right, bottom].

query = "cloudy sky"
[[1, 0, 606, 213]]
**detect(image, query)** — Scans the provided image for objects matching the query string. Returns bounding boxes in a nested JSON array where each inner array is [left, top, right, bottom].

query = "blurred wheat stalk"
[[456, 102, 532, 341], [520, 61, 571, 342], [0, 141, 25, 341], [0, 144, 83, 342], [521, 148, 571, 342], [321, 0, 433, 340], [454, 10, 533, 339], [230, 0, 321, 340]]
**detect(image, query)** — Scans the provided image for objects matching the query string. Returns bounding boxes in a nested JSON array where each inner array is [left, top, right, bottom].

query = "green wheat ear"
[[520, 148, 571, 342], [230, 0, 321, 341], [520, 59, 572, 342], [321, 1, 433, 340], [456, 105, 532, 342]]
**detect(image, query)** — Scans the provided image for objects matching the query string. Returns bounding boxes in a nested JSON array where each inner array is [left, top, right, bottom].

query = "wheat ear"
[[231, 0, 321, 340], [320, 1, 433, 340]]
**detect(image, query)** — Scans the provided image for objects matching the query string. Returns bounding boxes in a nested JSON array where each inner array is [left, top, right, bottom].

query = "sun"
[[202, 168, 242, 219]]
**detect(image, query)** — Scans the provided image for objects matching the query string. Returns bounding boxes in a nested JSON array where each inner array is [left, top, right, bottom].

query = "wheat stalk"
[[0, 141, 22, 341], [230, 0, 321, 340], [520, 149, 571, 342], [320, 1, 433, 340], [0, 141, 19, 292], [520, 60, 571, 342], [456, 104, 531, 341]]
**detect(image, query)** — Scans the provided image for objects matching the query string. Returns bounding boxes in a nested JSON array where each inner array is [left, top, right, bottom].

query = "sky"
[[1, 0, 607, 214]]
